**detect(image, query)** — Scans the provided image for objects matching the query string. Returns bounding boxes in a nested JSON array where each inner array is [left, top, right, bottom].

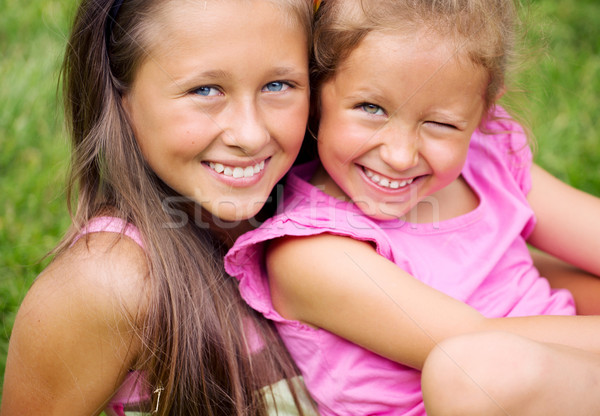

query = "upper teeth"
[[364, 167, 414, 189], [209, 160, 265, 178]]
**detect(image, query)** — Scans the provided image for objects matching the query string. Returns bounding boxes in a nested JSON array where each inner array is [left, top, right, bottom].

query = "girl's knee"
[[422, 331, 548, 416]]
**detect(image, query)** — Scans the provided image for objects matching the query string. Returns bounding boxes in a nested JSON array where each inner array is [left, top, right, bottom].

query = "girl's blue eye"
[[193, 86, 220, 97], [360, 103, 384, 115], [263, 81, 289, 92]]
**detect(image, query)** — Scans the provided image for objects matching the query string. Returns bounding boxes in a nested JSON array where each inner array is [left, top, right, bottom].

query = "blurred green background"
[[1, 0, 599, 404]]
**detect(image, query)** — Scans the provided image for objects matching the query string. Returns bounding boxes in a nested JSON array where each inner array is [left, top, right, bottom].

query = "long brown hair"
[[58, 0, 313, 414]]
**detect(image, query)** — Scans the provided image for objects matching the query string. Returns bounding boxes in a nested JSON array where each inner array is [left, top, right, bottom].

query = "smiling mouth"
[[363, 167, 415, 189], [208, 160, 266, 179]]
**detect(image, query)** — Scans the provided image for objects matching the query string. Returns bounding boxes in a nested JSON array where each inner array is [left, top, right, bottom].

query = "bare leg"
[[532, 250, 600, 315], [422, 331, 600, 416]]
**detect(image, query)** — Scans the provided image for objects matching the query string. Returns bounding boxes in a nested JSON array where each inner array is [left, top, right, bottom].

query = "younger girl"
[[225, 0, 600, 414], [1, 0, 316, 415]]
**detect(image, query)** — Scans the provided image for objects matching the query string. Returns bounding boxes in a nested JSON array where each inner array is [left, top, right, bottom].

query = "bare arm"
[[526, 164, 600, 314], [0, 233, 148, 416], [527, 164, 600, 276], [267, 233, 600, 371]]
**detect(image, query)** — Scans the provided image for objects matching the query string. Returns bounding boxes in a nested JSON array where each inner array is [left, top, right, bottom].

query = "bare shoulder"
[[56, 231, 147, 302], [1, 232, 150, 415], [29, 231, 150, 324], [267, 233, 376, 283]]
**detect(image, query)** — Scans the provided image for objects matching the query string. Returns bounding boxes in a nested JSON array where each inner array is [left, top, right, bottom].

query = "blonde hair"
[[312, 0, 519, 112], [59, 0, 313, 414]]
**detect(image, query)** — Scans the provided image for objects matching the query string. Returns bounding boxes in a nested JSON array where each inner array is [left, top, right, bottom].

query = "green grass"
[[504, 0, 600, 192], [1, 0, 599, 406], [1, 0, 75, 392]]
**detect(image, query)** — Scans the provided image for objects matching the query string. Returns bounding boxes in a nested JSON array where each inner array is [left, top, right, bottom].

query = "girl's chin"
[[203, 200, 266, 223], [352, 200, 413, 221]]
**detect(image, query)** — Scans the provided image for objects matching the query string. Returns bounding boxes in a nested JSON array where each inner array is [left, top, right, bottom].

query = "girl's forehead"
[[344, 28, 464, 68], [131, 0, 309, 86], [145, 0, 307, 56], [149, 0, 305, 28], [330, 28, 487, 99]]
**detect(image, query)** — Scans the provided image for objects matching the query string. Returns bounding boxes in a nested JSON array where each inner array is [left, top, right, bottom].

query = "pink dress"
[[73, 217, 151, 415], [225, 108, 576, 415]]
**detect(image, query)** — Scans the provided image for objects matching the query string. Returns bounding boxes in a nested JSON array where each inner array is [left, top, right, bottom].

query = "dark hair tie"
[[105, 0, 125, 47]]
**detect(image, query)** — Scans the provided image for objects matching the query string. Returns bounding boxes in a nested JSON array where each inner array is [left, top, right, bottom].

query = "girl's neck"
[[309, 163, 351, 202], [198, 209, 256, 248], [215, 220, 256, 248]]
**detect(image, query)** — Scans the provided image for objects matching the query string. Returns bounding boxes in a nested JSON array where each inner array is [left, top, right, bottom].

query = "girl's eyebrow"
[[345, 91, 388, 104], [173, 69, 232, 85], [270, 66, 308, 77]]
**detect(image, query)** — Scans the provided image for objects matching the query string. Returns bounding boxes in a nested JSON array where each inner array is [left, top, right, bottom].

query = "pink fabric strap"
[[72, 216, 144, 249]]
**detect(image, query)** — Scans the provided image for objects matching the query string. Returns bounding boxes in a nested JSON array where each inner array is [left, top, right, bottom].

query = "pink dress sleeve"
[[483, 105, 533, 195]]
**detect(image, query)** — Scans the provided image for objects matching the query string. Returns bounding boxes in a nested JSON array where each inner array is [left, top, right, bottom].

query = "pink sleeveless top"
[[74, 217, 151, 415]]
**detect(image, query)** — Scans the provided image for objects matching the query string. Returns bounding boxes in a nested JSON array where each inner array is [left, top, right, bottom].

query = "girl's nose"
[[379, 128, 420, 171], [221, 100, 269, 155]]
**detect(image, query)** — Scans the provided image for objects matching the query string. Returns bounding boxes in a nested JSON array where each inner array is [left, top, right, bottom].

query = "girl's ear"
[[121, 92, 136, 128], [120, 92, 138, 139], [121, 92, 131, 115], [495, 84, 507, 101]]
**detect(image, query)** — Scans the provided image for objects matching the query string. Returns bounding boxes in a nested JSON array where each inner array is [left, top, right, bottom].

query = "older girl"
[[1, 0, 316, 415]]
